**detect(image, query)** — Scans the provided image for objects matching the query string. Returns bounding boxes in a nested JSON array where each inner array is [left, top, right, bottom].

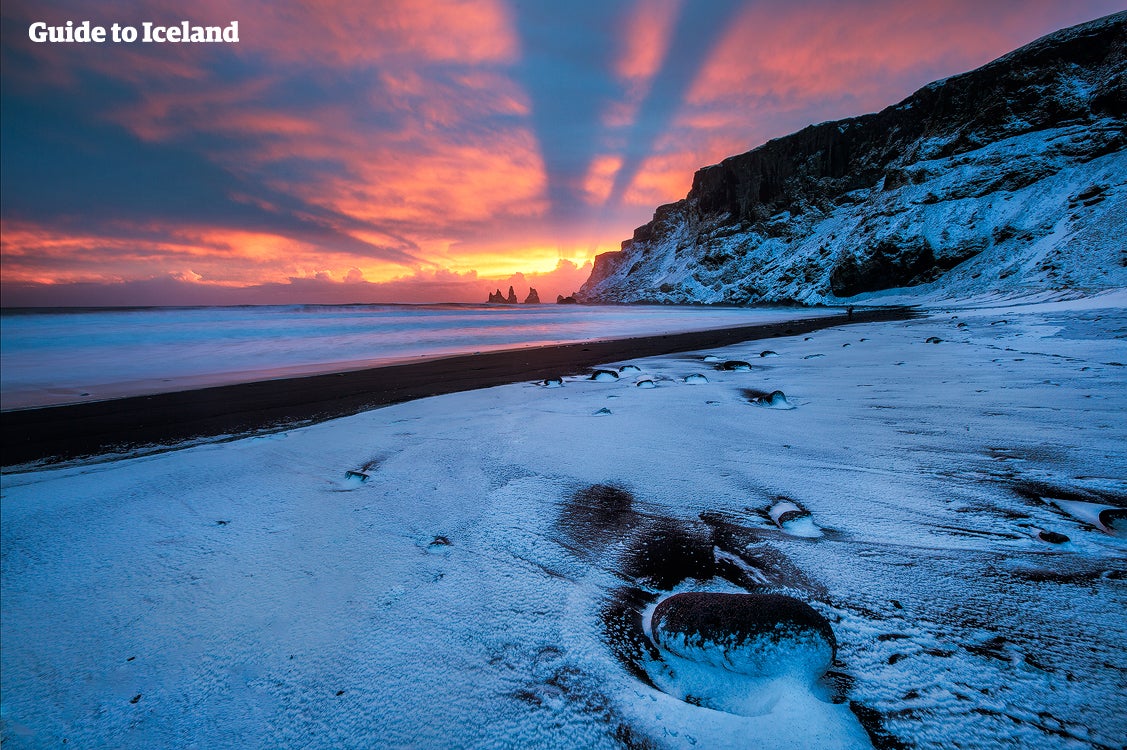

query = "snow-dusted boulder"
[[651, 592, 835, 681]]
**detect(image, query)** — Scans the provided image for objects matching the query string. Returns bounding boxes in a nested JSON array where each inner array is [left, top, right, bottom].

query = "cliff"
[[579, 12, 1127, 304]]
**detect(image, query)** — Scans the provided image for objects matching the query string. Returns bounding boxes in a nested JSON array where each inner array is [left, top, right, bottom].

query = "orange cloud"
[[582, 155, 624, 205]]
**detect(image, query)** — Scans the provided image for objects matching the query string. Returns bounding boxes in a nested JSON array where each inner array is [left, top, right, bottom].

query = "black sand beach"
[[1, 307, 913, 467]]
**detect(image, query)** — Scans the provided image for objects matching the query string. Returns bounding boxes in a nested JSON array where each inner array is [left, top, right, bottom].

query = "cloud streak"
[[2, 0, 1122, 305]]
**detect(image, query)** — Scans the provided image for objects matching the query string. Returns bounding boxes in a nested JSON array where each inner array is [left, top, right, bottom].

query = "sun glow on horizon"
[[2, 0, 1121, 306]]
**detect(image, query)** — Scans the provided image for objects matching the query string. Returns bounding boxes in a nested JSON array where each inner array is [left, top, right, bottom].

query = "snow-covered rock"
[[651, 592, 836, 681], [579, 12, 1127, 306]]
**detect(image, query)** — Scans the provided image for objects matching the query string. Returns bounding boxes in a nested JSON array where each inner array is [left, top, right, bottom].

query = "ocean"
[[0, 304, 833, 409]]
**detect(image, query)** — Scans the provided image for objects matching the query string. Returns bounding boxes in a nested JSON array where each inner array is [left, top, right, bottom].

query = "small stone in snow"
[[720, 360, 751, 371], [590, 369, 619, 381], [926, 337, 943, 344]]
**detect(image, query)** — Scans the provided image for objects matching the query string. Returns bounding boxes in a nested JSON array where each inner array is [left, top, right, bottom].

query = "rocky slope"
[[579, 12, 1127, 305]]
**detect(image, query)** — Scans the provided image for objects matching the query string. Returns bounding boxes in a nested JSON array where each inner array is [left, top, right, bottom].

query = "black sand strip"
[[1, 307, 913, 467]]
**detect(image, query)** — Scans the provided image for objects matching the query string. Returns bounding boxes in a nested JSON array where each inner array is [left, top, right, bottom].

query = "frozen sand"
[[2, 298, 1125, 748]]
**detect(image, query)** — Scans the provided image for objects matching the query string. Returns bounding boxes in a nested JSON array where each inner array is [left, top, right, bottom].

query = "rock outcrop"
[[487, 288, 506, 303], [524, 287, 540, 304], [579, 12, 1127, 304], [506, 286, 518, 304]]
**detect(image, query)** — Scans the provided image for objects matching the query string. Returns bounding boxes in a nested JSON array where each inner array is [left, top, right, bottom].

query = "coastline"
[[1, 307, 913, 467]]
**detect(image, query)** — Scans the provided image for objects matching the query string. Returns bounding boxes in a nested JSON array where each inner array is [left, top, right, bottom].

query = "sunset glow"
[[1, 0, 1121, 305]]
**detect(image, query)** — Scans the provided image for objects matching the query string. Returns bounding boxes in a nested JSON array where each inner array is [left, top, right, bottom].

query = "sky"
[[1, 1, 1122, 306]]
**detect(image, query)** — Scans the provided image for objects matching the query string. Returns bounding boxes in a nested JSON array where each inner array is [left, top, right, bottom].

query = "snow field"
[[2, 298, 1125, 748]]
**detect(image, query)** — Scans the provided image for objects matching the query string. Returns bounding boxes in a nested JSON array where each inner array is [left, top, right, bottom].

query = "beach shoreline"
[[1, 307, 913, 467]]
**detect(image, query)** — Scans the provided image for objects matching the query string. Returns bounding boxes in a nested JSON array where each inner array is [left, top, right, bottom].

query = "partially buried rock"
[[651, 592, 836, 681], [721, 360, 751, 371], [926, 336, 943, 344], [619, 364, 641, 373], [635, 377, 656, 389], [749, 390, 794, 410], [542, 376, 563, 388], [1099, 508, 1126, 536], [590, 369, 619, 381], [1037, 530, 1070, 544], [760, 350, 779, 358], [684, 373, 708, 384]]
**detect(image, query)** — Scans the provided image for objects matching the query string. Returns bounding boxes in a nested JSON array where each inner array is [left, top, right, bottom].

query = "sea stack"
[[506, 286, 518, 304], [524, 287, 540, 304]]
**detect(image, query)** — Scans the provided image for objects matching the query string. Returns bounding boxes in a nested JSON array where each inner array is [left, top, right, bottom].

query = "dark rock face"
[[506, 285, 518, 304], [579, 13, 1127, 304], [487, 288, 505, 303], [556, 294, 579, 304], [524, 287, 540, 304]]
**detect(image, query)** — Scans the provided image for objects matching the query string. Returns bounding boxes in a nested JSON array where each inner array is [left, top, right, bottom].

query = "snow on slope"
[[579, 12, 1127, 306], [3, 298, 1125, 749]]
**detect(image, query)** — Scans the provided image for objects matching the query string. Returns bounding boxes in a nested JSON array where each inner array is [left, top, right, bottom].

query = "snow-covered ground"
[[2, 295, 1125, 749]]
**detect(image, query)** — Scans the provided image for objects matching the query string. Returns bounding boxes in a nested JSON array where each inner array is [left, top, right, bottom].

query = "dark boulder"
[[651, 592, 835, 679]]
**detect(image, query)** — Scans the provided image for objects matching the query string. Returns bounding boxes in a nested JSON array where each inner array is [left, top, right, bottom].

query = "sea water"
[[0, 304, 833, 409]]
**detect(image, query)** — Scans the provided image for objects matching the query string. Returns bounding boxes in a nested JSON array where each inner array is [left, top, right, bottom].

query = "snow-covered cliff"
[[579, 12, 1127, 305]]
